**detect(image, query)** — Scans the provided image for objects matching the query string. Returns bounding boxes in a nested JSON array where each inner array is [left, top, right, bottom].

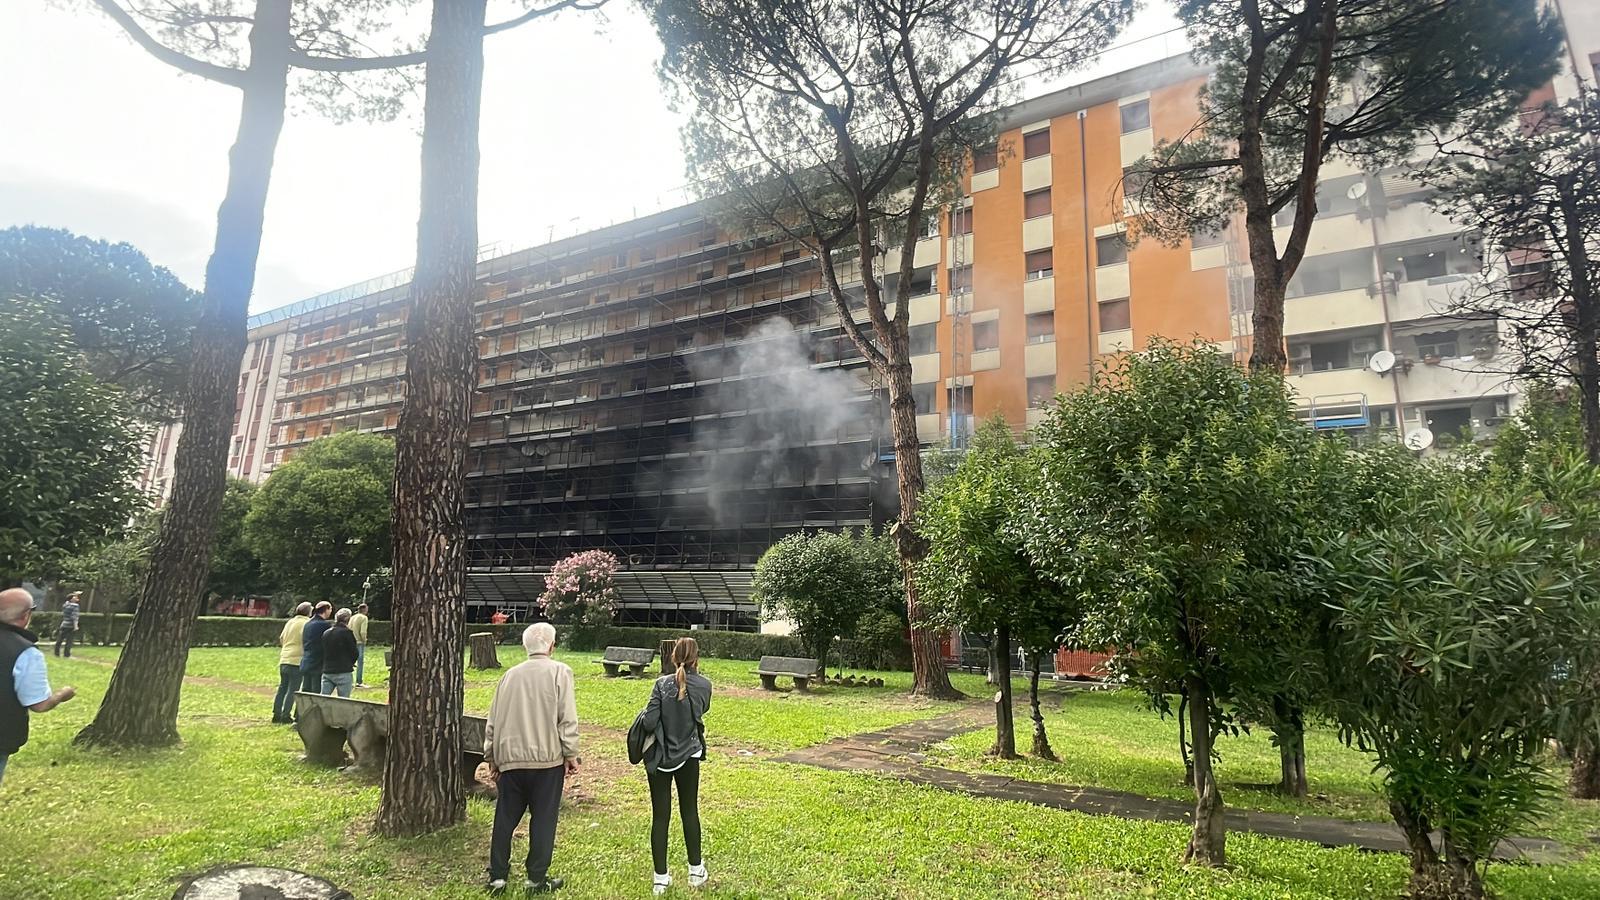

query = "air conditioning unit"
[[1289, 344, 1312, 361], [1351, 337, 1382, 354]]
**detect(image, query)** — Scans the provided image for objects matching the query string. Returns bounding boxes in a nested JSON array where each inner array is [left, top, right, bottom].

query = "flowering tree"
[[539, 551, 621, 626]]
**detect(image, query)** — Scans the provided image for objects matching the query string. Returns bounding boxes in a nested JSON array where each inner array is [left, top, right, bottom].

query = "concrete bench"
[[294, 692, 486, 785], [754, 655, 819, 691], [594, 646, 656, 678]]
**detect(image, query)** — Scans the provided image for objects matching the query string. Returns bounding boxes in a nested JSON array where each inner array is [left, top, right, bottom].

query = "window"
[[1095, 234, 1128, 266], [1120, 99, 1151, 133], [1384, 235, 1480, 283], [697, 269, 715, 281], [1415, 334, 1457, 359], [952, 206, 974, 235], [1023, 129, 1050, 159], [677, 333, 694, 349], [973, 147, 999, 172], [973, 320, 1000, 351], [1191, 227, 1225, 249], [636, 282, 654, 295], [1424, 406, 1473, 441], [782, 248, 802, 262], [920, 213, 940, 239], [492, 397, 508, 412], [640, 249, 656, 262], [1286, 249, 1370, 298], [912, 382, 937, 415], [1288, 332, 1383, 373], [1122, 165, 1151, 199], [1024, 188, 1051, 219], [1025, 248, 1054, 279], [1099, 298, 1131, 332], [909, 322, 937, 356], [632, 341, 648, 359], [949, 265, 973, 292], [1027, 375, 1056, 408], [631, 377, 648, 392], [614, 251, 628, 268], [726, 261, 746, 274], [1026, 312, 1054, 343]]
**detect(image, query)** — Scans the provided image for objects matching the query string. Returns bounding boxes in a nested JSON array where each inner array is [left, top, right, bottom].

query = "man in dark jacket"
[[299, 601, 332, 694], [320, 608, 359, 697], [1, 589, 75, 786]]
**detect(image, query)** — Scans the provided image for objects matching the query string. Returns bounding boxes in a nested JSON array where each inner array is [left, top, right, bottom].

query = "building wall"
[[134, 321, 292, 502]]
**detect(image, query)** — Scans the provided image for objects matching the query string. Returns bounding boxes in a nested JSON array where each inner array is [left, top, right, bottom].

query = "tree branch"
[[288, 49, 427, 72], [484, 0, 607, 37], [91, 0, 247, 87]]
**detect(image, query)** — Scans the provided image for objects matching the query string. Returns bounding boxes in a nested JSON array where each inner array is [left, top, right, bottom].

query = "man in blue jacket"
[[299, 601, 333, 694]]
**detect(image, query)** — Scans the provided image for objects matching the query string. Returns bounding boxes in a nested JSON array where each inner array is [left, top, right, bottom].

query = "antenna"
[[1404, 427, 1434, 451], [1367, 349, 1397, 374]]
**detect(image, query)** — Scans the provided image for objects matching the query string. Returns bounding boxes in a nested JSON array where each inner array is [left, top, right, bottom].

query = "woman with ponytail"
[[634, 637, 712, 894]]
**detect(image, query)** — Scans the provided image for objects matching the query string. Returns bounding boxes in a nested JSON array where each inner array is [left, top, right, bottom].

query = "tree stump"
[[468, 632, 501, 670], [172, 864, 352, 899]]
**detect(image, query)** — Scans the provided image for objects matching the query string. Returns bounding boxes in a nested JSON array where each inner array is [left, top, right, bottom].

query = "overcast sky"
[[0, 2, 1185, 314]]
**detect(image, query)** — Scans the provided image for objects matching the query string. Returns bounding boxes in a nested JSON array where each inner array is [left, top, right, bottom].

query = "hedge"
[[21, 613, 516, 648], [21, 614, 909, 669], [562, 624, 911, 670]]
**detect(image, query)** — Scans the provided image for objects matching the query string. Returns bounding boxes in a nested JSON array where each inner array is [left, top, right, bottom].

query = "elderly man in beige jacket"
[[484, 621, 580, 895]]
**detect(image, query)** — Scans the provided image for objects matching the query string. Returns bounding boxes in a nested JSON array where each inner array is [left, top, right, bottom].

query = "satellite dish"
[[1404, 427, 1434, 451], [1346, 180, 1369, 200], [1368, 349, 1397, 374]]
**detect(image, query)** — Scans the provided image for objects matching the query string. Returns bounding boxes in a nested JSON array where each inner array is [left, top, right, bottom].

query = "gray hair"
[[523, 622, 556, 656], [336, 607, 352, 624], [0, 588, 32, 626], [296, 602, 313, 617]]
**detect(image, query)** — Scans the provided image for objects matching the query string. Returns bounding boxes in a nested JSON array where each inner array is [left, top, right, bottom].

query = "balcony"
[[1287, 366, 1391, 405], [1397, 357, 1512, 405], [1284, 288, 1383, 336], [1388, 274, 1484, 324]]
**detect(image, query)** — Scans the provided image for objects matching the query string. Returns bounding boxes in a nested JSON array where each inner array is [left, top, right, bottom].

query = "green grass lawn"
[[69, 644, 988, 752], [929, 687, 1600, 846], [6, 650, 1597, 899]]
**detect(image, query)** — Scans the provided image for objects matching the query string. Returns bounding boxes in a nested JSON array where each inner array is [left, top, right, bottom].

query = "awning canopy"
[[466, 569, 756, 613]]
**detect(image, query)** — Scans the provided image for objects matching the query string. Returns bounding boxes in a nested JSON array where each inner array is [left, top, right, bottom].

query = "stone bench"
[[294, 692, 486, 785], [594, 646, 656, 678], [754, 655, 819, 691]]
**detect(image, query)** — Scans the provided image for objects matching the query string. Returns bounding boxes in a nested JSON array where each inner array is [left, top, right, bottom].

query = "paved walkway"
[[775, 710, 1569, 863]]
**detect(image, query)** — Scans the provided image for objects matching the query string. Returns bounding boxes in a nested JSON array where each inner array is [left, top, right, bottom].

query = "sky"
[[0, 2, 1185, 314]]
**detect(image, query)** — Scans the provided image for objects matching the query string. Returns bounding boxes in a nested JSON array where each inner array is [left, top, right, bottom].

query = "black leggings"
[[648, 758, 701, 875]]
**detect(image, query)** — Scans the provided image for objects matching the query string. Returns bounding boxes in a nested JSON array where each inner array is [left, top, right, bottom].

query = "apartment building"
[[136, 40, 1593, 620], [136, 315, 293, 501]]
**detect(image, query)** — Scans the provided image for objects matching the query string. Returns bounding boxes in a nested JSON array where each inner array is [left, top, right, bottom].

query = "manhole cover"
[[172, 865, 352, 900]]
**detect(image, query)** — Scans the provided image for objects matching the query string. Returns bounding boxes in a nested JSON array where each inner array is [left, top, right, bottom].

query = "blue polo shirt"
[[13, 648, 50, 707]]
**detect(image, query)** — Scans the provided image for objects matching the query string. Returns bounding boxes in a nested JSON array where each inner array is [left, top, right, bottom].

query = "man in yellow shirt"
[[273, 602, 312, 724], [350, 603, 370, 687]]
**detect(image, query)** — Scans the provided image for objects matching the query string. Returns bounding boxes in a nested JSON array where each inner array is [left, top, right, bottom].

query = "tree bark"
[[75, 0, 291, 749], [989, 621, 1017, 759], [1572, 733, 1600, 799], [1183, 677, 1226, 866], [1560, 184, 1600, 466], [374, 0, 486, 838], [986, 633, 1001, 685], [1178, 691, 1195, 787], [886, 356, 961, 700], [1027, 649, 1056, 761], [1273, 698, 1308, 798]]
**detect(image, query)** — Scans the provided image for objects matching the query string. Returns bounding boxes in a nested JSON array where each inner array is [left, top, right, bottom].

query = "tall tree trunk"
[[1272, 698, 1308, 798], [1571, 733, 1600, 799], [75, 1, 291, 749], [1183, 676, 1226, 866], [373, 0, 486, 837], [1561, 185, 1600, 466], [1027, 649, 1056, 761], [989, 621, 1017, 758], [1178, 690, 1195, 787], [886, 359, 960, 699], [986, 632, 1001, 685]]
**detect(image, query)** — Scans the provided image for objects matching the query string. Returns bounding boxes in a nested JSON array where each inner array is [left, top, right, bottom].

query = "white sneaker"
[[652, 873, 672, 895], [688, 863, 708, 887]]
